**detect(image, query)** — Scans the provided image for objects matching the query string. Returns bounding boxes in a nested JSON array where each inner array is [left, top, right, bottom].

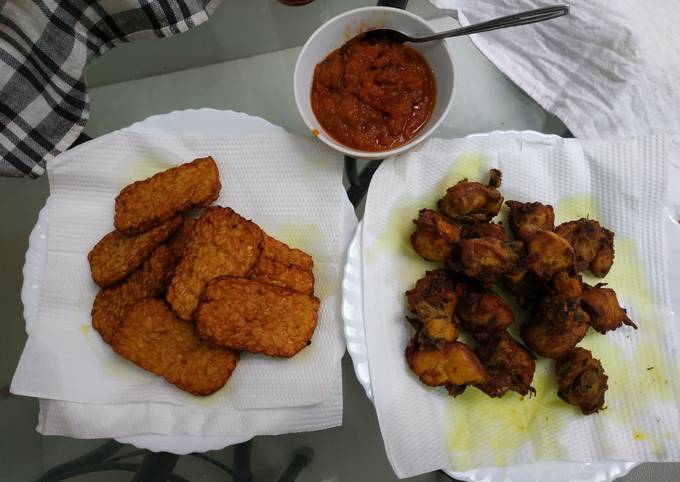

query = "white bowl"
[[294, 7, 455, 159]]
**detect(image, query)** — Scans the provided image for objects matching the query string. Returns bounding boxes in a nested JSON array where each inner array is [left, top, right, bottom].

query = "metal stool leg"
[[277, 447, 314, 482], [130, 452, 180, 482], [233, 440, 254, 482]]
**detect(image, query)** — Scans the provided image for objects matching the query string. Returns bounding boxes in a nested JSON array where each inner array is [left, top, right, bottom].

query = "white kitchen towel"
[[429, 1, 680, 140], [12, 130, 356, 415], [37, 364, 342, 438], [362, 133, 680, 478]]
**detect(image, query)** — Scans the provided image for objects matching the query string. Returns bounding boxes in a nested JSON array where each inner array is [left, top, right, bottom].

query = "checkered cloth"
[[0, 0, 221, 178]]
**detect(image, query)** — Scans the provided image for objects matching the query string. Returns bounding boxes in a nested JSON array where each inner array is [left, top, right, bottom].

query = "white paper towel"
[[362, 133, 680, 478], [12, 131, 356, 417], [429, 0, 680, 140]]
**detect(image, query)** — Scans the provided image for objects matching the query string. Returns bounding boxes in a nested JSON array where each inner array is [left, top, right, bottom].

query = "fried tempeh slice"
[[250, 256, 315, 294], [166, 217, 197, 261], [195, 277, 320, 358], [112, 299, 239, 396], [92, 244, 179, 344], [114, 157, 221, 235], [88, 215, 182, 287], [262, 234, 313, 270], [167, 207, 263, 320]]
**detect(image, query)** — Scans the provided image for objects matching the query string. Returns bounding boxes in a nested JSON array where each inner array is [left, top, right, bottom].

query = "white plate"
[[21, 109, 290, 454], [342, 130, 680, 481]]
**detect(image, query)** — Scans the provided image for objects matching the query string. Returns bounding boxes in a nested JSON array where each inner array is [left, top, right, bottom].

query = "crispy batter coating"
[[556, 347, 608, 415], [195, 277, 320, 358], [437, 169, 503, 223], [88, 216, 182, 287], [506, 201, 555, 243], [456, 282, 514, 333], [250, 256, 315, 295], [111, 299, 239, 396], [590, 228, 615, 277], [581, 283, 637, 333], [526, 230, 575, 281], [475, 331, 536, 397], [555, 219, 603, 272], [167, 207, 263, 320], [405, 270, 459, 343], [92, 245, 178, 344], [410, 209, 461, 262], [262, 234, 313, 270], [459, 238, 523, 284], [460, 222, 508, 241], [406, 337, 487, 397], [114, 157, 221, 235]]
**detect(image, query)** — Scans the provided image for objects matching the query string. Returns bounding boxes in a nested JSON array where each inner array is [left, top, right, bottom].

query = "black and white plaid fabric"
[[0, 0, 221, 178]]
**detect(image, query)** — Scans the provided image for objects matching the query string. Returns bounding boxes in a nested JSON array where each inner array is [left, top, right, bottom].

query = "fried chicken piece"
[[556, 347, 608, 415], [410, 209, 461, 262], [590, 228, 615, 278], [550, 270, 582, 299], [111, 299, 239, 396], [250, 256, 314, 295], [475, 331, 536, 397], [581, 283, 637, 334], [406, 337, 487, 397], [525, 231, 575, 281], [406, 270, 459, 343], [92, 245, 179, 344], [555, 219, 603, 272], [166, 207, 263, 320], [521, 294, 589, 359], [503, 267, 544, 310], [195, 277, 320, 358], [459, 238, 523, 284], [88, 216, 182, 287], [460, 222, 508, 241], [437, 169, 503, 223], [506, 201, 555, 243], [114, 157, 221, 235], [456, 282, 514, 333], [262, 234, 313, 270]]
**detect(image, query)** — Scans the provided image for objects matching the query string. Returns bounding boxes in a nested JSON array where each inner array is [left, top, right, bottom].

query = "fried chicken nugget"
[[262, 234, 313, 270], [406, 270, 459, 343], [167, 207, 263, 320], [111, 299, 239, 396], [410, 209, 461, 262], [195, 277, 320, 358], [92, 245, 178, 344], [88, 216, 182, 287], [250, 256, 315, 295], [506, 201, 555, 243], [456, 282, 514, 334], [475, 331, 536, 397], [590, 227, 615, 278], [114, 157, 221, 235], [460, 222, 508, 241], [581, 283, 637, 333], [555, 219, 603, 272], [437, 169, 504, 223], [459, 238, 523, 284], [556, 347, 608, 415], [406, 337, 487, 397], [525, 230, 575, 281]]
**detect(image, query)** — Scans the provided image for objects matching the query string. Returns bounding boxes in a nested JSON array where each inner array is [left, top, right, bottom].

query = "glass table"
[[1, 1, 677, 481]]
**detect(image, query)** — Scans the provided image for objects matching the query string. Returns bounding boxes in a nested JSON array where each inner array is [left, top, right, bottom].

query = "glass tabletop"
[[1, 1, 676, 481]]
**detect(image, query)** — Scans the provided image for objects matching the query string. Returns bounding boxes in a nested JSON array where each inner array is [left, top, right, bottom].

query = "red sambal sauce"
[[311, 34, 436, 152]]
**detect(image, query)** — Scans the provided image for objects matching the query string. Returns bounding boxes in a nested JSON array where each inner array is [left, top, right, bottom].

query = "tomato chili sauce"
[[311, 33, 436, 152]]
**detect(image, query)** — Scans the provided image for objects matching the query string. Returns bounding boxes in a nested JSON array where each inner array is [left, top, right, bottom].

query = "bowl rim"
[[293, 6, 455, 160]]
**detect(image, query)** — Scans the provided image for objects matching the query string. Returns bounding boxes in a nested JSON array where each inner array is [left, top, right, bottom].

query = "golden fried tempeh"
[[250, 256, 315, 295], [166, 207, 263, 320], [111, 299, 239, 396], [114, 157, 221, 235], [262, 234, 313, 270], [195, 277, 320, 358], [88, 215, 182, 287], [92, 244, 178, 344]]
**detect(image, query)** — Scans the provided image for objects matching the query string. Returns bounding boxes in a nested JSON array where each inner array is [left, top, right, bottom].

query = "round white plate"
[[342, 130, 680, 481], [21, 109, 289, 454]]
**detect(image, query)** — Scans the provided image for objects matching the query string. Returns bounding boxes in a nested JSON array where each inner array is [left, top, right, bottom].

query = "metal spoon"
[[361, 5, 569, 43]]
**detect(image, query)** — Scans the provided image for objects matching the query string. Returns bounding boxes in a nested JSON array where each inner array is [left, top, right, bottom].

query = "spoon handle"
[[411, 5, 570, 42]]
